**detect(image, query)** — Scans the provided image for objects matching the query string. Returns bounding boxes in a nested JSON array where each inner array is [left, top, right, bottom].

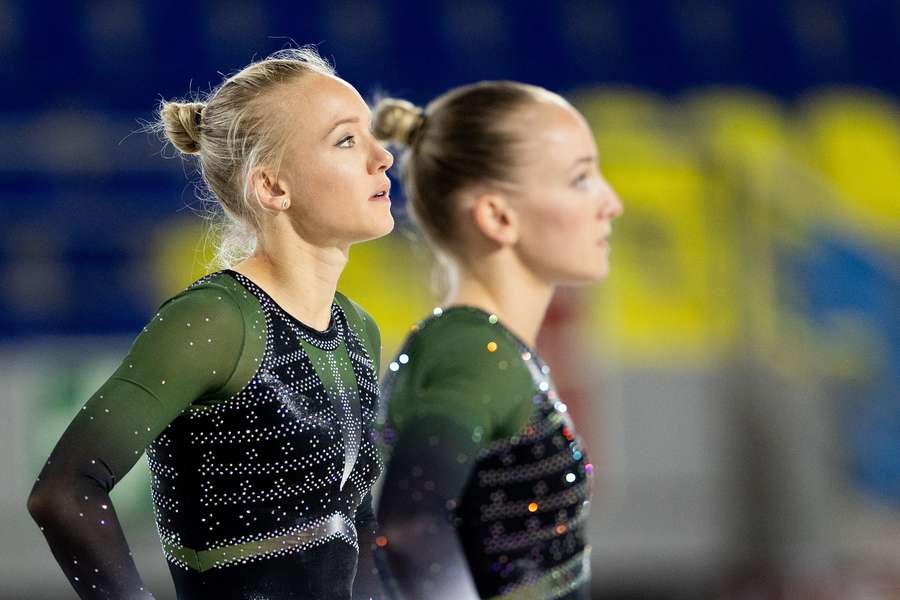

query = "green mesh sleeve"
[[27, 279, 263, 599], [376, 309, 542, 599], [386, 311, 536, 447]]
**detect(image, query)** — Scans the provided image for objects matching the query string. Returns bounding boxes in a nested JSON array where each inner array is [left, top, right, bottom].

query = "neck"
[[444, 249, 554, 349], [232, 229, 348, 332]]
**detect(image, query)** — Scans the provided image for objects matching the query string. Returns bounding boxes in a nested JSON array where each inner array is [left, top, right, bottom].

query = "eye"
[[337, 135, 356, 148], [572, 172, 590, 188]]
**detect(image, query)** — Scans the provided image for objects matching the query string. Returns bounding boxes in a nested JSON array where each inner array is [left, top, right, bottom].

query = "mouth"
[[598, 231, 611, 246], [369, 182, 391, 202]]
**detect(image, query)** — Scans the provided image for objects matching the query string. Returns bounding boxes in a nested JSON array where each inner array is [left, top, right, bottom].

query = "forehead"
[[511, 99, 596, 165], [275, 72, 369, 131]]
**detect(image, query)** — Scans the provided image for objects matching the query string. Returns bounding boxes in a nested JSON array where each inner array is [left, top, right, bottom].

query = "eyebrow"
[[570, 155, 597, 169], [322, 116, 360, 140]]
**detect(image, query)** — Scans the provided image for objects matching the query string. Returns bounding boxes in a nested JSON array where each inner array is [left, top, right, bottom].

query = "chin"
[[563, 262, 610, 285], [589, 253, 612, 281], [357, 213, 395, 242], [593, 260, 612, 281], [376, 212, 396, 236]]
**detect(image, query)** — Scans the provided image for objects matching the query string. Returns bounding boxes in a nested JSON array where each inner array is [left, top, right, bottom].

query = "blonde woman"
[[28, 48, 393, 600], [372, 83, 622, 600]]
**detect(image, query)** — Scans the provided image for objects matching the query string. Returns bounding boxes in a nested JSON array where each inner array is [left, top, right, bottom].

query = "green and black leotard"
[[376, 307, 593, 600], [29, 270, 384, 600]]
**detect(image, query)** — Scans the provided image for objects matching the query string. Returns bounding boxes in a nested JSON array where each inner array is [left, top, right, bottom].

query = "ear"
[[249, 166, 290, 212], [470, 191, 518, 246]]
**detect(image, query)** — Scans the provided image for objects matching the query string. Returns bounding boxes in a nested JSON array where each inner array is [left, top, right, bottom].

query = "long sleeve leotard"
[[376, 307, 592, 600], [29, 270, 384, 600]]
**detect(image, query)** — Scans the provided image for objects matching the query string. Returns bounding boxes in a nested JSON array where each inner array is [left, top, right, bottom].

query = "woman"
[[371, 83, 622, 600], [27, 48, 393, 600]]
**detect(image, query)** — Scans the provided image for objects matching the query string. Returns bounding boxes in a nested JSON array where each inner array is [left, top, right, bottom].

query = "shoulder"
[[411, 308, 525, 365], [161, 271, 262, 313], [384, 308, 535, 440], [176, 271, 251, 304], [148, 272, 260, 337], [394, 308, 532, 392], [334, 292, 380, 345], [110, 273, 259, 407], [334, 292, 381, 366], [334, 292, 378, 330]]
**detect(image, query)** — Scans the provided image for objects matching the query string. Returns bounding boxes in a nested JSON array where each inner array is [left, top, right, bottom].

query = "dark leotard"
[[377, 306, 592, 600], [29, 270, 383, 600]]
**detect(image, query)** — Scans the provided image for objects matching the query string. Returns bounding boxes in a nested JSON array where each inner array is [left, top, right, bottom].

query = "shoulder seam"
[[156, 278, 240, 310]]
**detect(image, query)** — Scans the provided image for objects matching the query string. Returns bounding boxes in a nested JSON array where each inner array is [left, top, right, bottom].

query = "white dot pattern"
[[147, 271, 382, 571]]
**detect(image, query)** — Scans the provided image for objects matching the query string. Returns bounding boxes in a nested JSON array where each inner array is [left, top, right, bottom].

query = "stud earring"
[[281, 199, 289, 210]]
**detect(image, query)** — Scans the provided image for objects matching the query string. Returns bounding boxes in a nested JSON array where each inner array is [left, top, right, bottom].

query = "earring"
[[281, 199, 289, 210]]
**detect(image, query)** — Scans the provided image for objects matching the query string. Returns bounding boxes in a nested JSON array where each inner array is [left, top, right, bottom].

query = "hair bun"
[[372, 98, 425, 147], [160, 101, 205, 155]]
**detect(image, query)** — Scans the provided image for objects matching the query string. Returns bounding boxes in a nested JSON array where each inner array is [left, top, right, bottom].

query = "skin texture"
[[501, 97, 621, 285], [28, 70, 394, 600], [451, 93, 622, 346], [377, 92, 622, 600], [237, 75, 393, 600], [238, 72, 395, 331]]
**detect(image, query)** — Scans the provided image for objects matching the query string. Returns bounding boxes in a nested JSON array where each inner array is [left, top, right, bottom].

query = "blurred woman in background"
[[372, 82, 622, 600], [27, 47, 392, 600]]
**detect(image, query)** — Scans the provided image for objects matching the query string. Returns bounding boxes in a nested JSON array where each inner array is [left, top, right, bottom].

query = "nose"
[[598, 176, 623, 219], [369, 140, 394, 174]]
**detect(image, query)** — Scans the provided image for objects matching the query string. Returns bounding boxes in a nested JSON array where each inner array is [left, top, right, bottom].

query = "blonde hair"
[[155, 47, 334, 268]]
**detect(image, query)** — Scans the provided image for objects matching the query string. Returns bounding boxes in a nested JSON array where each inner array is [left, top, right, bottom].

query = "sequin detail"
[[147, 271, 382, 572], [430, 307, 593, 598], [482, 549, 591, 600]]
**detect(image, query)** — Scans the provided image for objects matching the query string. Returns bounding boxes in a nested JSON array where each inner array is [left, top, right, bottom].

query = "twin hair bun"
[[371, 98, 425, 147], [159, 97, 424, 157], [159, 101, 205, 155]]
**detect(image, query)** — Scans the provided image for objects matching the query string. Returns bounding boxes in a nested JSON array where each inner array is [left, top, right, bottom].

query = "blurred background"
[[2, 1, 898, 598]]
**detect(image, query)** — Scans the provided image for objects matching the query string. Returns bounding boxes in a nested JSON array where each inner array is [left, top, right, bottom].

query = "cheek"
[[290, 154, 392, 241], [301, 157, 359, 199], [293, 156, 366, 221], [522, 191, 591, 246], [518, 191, 604, 279]]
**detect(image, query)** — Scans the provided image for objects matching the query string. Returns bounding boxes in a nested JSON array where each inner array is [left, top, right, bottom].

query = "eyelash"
[[337, 135, 356, 148], [573, 172, 590, 187]]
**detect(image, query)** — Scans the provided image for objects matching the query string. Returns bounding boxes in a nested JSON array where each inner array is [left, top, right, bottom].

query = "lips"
[[370, 182, 391, 201]]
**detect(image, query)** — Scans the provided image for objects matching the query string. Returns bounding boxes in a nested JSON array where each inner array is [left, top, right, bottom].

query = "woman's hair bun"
[[159, 101, 205, 155], [372, 98, 425, 147]]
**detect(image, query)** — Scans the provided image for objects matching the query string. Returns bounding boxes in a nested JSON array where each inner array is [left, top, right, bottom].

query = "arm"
[[375, 319, 531, 600], [27, 377, 159, 600], [375, 415, 483, 600], [27, 285, 245, 599]]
